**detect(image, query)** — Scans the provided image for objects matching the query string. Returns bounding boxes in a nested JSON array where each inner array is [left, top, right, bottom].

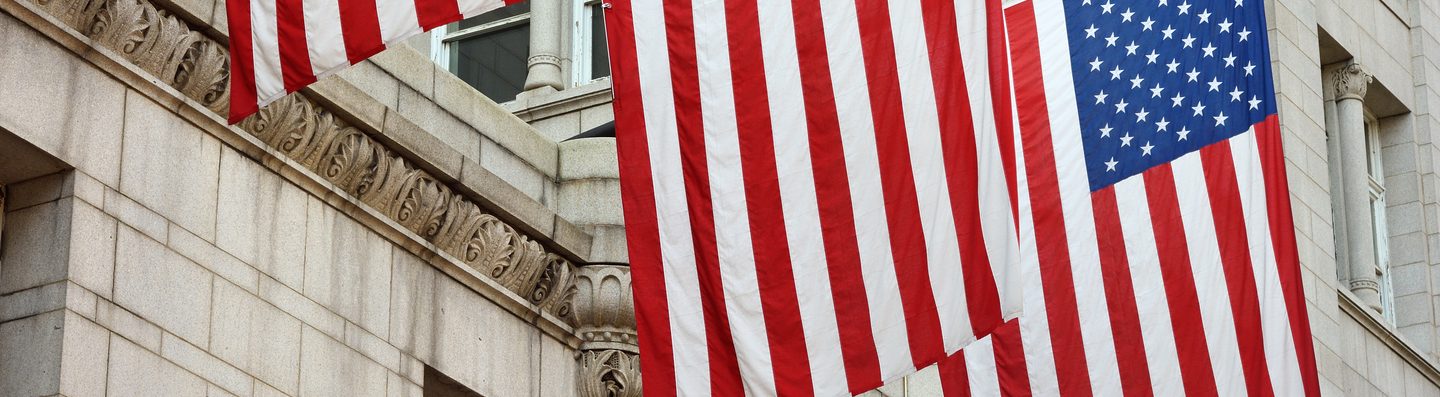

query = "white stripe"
[[250, 0, 285, 106], [376, 0, 422, 45], [458, 0, 506, 18], [964, 337, 1001, 396], [691, 1, 776, 394], [885, 0, 971, 353], [1170, 152, 1250, 397], [302, 0, 347, 77], [630, 2, 709, 394], [756, 1, 850, 395], [1113, 176, 1186, 397], [817, 0, 914, 380], [1229, 130, 1306, 395], [1029, 1, 1123, 394]]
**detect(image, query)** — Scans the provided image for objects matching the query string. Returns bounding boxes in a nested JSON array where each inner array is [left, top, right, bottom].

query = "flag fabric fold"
[[933, 0, 1321, 395], [607, 0, 1023, 395], [225, 0, 522, 123]]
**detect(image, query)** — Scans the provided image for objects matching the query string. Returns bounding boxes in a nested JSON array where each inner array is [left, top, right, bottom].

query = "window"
[[438, 3, 532, 103], [1363, 111, 1396, 324], [571, 0, 611, 84]]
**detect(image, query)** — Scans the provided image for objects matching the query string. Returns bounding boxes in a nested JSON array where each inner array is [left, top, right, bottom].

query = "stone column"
[[1329, 63, 1382, 311], [523, 0, 564, 95], [570, 264, 640, 397]]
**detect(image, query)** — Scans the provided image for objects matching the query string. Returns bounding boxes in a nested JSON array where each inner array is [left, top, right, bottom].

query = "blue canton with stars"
[[1067, 0, 1276, 190]]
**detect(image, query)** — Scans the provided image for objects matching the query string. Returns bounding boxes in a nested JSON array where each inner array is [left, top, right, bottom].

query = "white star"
[[1186, 68, 1200, 82], [1160, 0, 1169, 5], [1178, 0, 1191, 14], [1214, 112, 1229, 126], [1105, 157, 1119, 171], [1121, 8, 1135, 22], [1142, 18, 1156, 31], [1083, 0, 1091, 4], [1182, 34, 1196, 48], [1238, 27, 1252, 42], [1166, 59, 1181, 73], [1202, 43, 1218, 57], [1115, 99, 1129, 113], [1090, 57, 1104, 71], [1223, 53, 1238, 67], [1120, 133, 1134, 147], [1146, 50, 1160, 64], [1171, 93, 1186, 107], [1249, 95, 1263, 110], [1101, 0, 1115, 13], [1094, 90, 1109, 104], [1230, 86, 1244, 101], [1110, 65, 1125, 80], [1177, 126, 1191, 141], [1244, 61, 1256, 76], [1141, 142, 1155, 156], [1126, 41, 1140, 55], [1218, 19, 1233, 32], [1135, 108, 1150, 122], [1198, 9, 1212, 23], [1162, 25, 1176, 39], [1131, 75, 1145, 88], [1156, 118, 1170, 131], [1235, 0, 1244, 7], [1208, 77, 1223, 92], [1106, 33, 1120, 47], [1099, 124, 1113, 137], [1085, 24, 1099, 38], [1192, 102, 1207, 116], [1150, 83, 1165, 98]]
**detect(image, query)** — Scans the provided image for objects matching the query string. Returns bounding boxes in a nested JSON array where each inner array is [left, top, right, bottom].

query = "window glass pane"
[[590, 5, 610, 79], [460, 3, 529, 29], [452, 23, 530, 103]]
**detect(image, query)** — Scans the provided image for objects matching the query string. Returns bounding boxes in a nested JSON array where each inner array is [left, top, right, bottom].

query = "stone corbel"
[[570, 264, 640, 397]]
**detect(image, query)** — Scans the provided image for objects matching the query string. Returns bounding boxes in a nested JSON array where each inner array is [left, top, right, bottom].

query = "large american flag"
[[607, 0, 1023, 395], [927, 0, 1321, 395], [225, 0, 521, 122]]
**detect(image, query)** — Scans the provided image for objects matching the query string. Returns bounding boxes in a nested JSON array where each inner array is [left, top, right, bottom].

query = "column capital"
[[569, 264, 640, 397], [1328, 62, 1373, 101]]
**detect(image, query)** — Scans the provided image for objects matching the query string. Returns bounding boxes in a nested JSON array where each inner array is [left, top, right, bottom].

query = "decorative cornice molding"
[[1328, 62, 1372, 101], [28, 0, 577, 322]]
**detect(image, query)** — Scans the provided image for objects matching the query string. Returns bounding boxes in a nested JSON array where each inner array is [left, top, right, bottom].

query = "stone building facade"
[[6, 0, 1440, 396]]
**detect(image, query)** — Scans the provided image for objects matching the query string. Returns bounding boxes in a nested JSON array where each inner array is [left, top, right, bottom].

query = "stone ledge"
[[1337, 288, 1440, 387]]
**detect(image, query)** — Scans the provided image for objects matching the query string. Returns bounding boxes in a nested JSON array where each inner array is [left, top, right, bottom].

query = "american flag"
[[225, 0, 521, 123], [607, 0, 1023, 395], [928, 0, 1321, 395]]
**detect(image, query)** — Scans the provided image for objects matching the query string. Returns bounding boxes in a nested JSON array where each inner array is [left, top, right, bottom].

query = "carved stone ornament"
[[1329, 63, 1372, 101], [578, 349, 642, 397], [28, 0, 575, 321]]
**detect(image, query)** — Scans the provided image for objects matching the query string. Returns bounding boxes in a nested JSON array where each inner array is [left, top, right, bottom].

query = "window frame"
[[570, 0, 609, 86], [1363, 110, 1395, 324]]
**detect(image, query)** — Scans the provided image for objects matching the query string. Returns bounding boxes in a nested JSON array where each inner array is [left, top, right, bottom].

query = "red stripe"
[[1252, 116, 1321, 396], [986, 0, 1020, 227], [938, 351, 971, 397], [1003, 4, 1092, 395], [606, 2, 676, 395], [414, 0, 461, 31], [338, 0, 385, 64], [853, 0, 946, 368], [787, 0, 883, 391], [276, 0, 316, 92], [661, 1, 746, 394], [991, 320, 1032, 397], [1090, 188, 1156, 396], [723, 1, 814, 395], [226, 0, 258, 123], [1141, 164, 1221, 396], [1199, 142, 1278, 397], [919, 0, 1004, 339]]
